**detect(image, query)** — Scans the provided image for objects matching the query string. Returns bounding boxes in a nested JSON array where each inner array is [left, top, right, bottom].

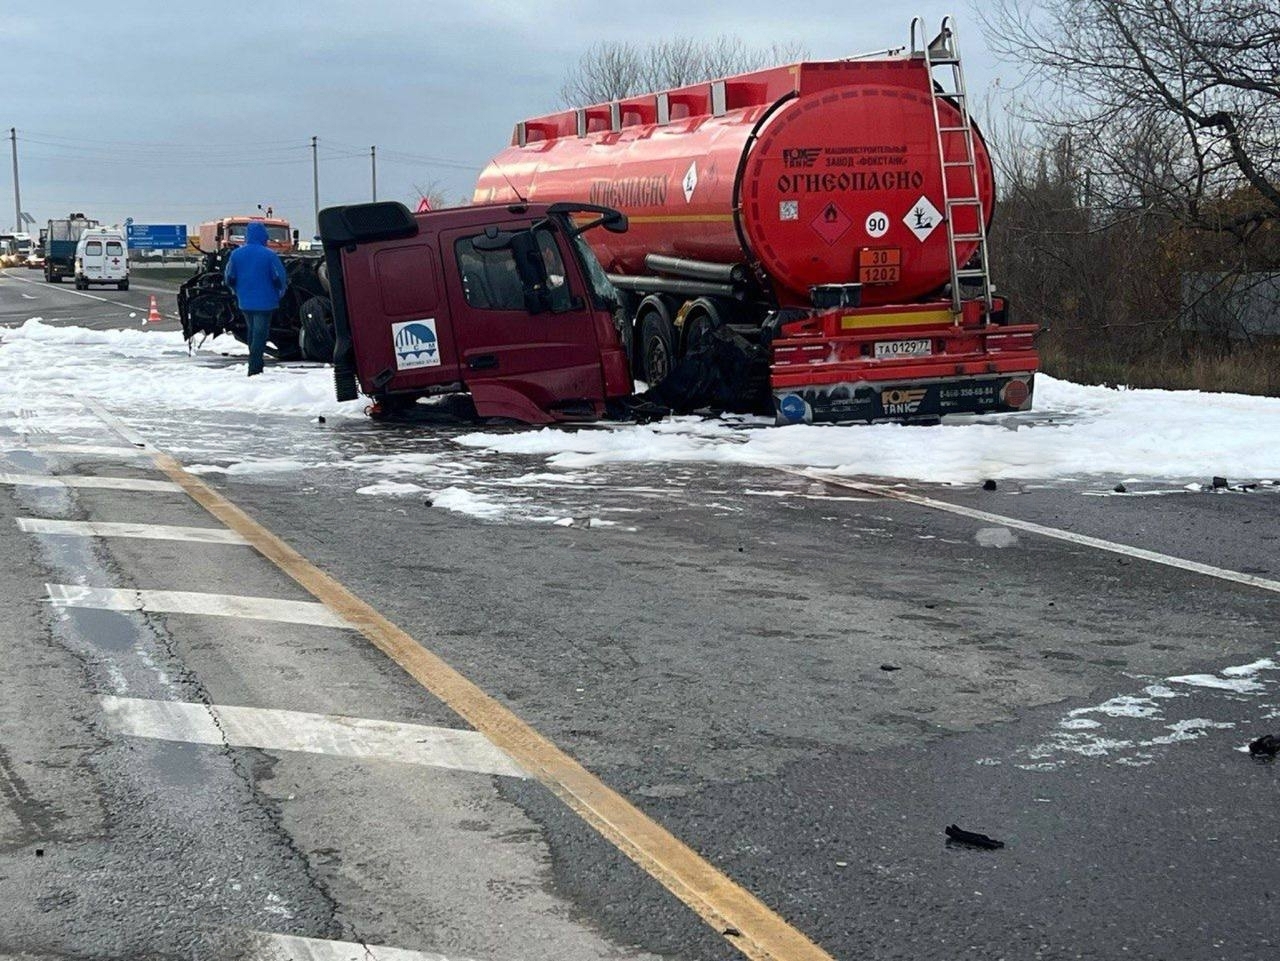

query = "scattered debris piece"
[[317, 415, 326, 424], [945, 824, 1004, 850], [880, 664, 901, 672], [1113, 483, 1127, 493], [723, 926, 742, 938], [1248, 734, 1280, 758], [982, 479, 998, 491], [1212, 476, 1228, 489]]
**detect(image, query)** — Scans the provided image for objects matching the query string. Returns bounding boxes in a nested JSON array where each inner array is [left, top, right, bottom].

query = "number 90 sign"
[[865, 211, 889, 238]]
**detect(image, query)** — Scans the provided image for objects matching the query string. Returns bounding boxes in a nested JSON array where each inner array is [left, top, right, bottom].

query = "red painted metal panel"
[[477, 57, 995, 308]]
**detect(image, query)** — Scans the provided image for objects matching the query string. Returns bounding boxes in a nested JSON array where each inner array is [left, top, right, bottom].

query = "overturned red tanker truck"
[[476, 17, 1039, 423]]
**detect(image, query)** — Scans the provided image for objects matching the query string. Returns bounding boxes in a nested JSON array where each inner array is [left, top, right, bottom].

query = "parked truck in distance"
[[196, 216, 297, 254], [45, 214, 99, 282]]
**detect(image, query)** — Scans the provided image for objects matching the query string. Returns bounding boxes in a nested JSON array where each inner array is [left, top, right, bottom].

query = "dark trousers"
[[243, 311, 273, 375]]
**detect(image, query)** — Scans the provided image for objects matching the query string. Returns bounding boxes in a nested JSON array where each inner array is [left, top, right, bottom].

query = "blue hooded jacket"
[[224, 221, 288, 311]]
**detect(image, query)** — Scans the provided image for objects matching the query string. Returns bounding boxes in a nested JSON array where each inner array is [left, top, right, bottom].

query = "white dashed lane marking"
[[46, 584, 349, 628], [801, 470, 1280, 596], [18, 517, 248, 544], [101, 697, 527, 778], [0, 443, 150, 458], [0, 472, 181, 492]]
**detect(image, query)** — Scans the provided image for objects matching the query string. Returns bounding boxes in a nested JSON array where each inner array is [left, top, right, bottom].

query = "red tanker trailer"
[[477, 18, 1039, 423]]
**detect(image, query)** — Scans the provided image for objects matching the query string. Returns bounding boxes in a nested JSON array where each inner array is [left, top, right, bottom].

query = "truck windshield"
[[560, 224, 619, 311]]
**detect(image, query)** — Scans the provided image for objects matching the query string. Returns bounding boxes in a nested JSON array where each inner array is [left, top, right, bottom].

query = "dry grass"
[[1038, 336, 1280, 396]]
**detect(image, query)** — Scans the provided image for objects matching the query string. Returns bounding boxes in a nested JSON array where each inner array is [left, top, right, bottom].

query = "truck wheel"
[[638, 310, 676, 386], [299, 296, 336, 362], [117, 280, 129, 291]]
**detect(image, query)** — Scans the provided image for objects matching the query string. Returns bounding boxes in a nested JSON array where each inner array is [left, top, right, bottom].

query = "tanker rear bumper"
[[769, 320, 1040, 424], [773, 369, 1035, 424]]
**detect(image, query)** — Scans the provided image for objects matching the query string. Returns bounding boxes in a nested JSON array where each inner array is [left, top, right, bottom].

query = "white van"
[[74, 228, 129, 290]]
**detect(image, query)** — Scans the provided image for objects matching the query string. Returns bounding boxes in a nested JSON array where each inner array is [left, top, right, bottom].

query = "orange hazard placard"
[[858, 247, 901, 284]]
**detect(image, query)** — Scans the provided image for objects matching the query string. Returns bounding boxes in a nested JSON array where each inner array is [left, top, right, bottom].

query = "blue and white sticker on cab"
[[392, 319, 441, 370]]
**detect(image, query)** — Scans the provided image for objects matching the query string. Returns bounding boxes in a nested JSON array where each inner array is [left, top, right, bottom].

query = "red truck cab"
[[319, 200, 633, 423]]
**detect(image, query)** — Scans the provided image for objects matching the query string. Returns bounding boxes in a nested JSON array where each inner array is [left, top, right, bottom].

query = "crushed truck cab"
[[319, 201, 633, 423]]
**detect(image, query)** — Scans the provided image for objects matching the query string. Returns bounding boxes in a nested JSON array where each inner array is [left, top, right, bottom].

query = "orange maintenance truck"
[[197, 216, 297, 254]]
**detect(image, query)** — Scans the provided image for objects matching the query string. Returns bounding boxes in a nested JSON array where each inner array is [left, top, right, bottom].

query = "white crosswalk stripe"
[[18, 517, 248, 544], [46, 584, 349, 628], [0, 472, 181, 492], [101, 696, 527, 778]]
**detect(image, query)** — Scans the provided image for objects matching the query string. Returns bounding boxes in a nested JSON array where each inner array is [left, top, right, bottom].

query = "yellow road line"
[[143, 450, 833, 961]]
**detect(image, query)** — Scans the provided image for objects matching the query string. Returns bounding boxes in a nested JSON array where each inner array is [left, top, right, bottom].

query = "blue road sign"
[[125, 223, 187, 249]]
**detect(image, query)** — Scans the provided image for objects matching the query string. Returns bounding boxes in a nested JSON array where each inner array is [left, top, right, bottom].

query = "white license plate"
[[874, 338, 932, 359]]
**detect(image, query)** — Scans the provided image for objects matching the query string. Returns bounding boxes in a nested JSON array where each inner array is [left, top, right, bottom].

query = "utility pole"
[[311, 135, 319, 238], [9, 129, 20, 235], [371, 146, 377, 201]]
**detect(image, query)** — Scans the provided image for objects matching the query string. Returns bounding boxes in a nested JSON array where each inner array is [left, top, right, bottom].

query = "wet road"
[[1, 270, 1278, 960]]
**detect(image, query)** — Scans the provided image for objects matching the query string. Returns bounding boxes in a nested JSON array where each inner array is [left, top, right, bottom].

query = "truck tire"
[[638, 309, 676, 386], [117, 280, 129, 291], [298, 296, 336, 362], [681, 298, 729, 353]]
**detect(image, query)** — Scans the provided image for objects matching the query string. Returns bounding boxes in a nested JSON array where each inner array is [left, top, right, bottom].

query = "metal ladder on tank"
[[912, 16, 994, 320]]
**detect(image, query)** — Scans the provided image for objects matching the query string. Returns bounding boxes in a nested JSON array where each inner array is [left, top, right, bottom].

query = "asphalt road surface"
[[1, 269, 1277, 961]]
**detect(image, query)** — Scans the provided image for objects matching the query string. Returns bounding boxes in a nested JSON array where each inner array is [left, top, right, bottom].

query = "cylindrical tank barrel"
[[476, 60, 995, 308]]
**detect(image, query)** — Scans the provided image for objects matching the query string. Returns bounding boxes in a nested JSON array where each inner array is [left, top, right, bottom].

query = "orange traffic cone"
[[146, 295, 163, 324]]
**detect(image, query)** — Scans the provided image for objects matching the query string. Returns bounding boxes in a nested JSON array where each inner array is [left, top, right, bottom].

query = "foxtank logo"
[[392, 319, 442, 370], [783, 147, 821, 169]]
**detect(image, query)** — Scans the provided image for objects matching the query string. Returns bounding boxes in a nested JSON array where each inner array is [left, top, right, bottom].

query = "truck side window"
[[85, 241, 103, 256], [455, 237, 526, 311], [106, 241, 123, 256], [534, 229, 574, 313]]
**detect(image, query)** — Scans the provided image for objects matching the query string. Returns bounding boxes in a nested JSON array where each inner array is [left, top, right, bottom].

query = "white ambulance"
[[74, 227, 129, 290]]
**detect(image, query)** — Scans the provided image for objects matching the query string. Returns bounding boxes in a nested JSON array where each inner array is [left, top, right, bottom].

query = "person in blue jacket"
[[224, 221, 288, 376]]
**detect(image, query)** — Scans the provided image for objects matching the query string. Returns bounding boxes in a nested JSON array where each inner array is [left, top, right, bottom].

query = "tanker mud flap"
[[775, 373, 1036, 424]]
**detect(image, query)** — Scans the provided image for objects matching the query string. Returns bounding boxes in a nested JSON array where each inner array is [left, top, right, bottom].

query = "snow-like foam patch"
[[356, 480, 428, 496], [1221, 658, 1277, 678], [453, 375, 1280, 483], [1167, 673, 1265, 693], [428, 486, 508, 520], [186, 458, 312, 476], [1020, 652, 1278, 769], [0, 319, 351, 419]]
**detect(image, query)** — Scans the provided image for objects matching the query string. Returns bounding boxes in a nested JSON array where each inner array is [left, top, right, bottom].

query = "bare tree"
[[983, 0, 1280, 239], [559, 37, 806, 106]]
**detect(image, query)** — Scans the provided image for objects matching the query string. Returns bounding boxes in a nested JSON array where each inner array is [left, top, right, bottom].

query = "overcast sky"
[[7, 1, 1023, 238]]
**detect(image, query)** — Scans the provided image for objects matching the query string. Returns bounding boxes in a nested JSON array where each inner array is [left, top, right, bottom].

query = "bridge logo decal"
[[392, 319, 442, 370]]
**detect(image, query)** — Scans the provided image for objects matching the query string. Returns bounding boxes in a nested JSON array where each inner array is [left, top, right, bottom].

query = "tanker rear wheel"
[[638, 311, 675, 386]]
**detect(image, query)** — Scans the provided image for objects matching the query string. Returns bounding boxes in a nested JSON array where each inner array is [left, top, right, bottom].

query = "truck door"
[[439, 225, 606, 420], [343, 239, 464, 396]]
